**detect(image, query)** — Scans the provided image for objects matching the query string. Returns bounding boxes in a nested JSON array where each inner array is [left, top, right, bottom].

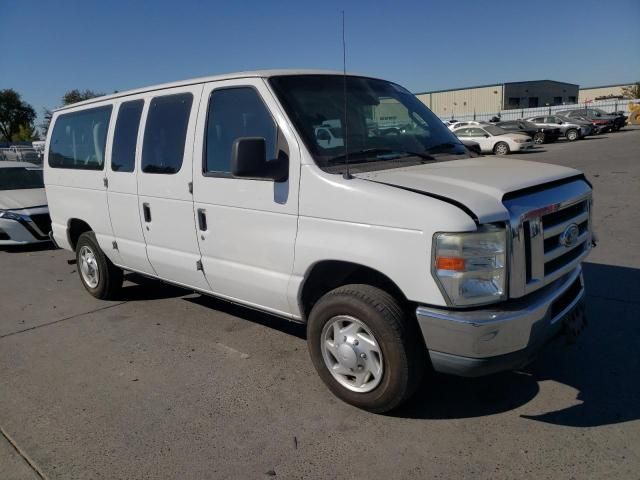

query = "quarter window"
[[48, 106, 112, 170], [112, 100, 144, 172], [204, 87, 276, 174], [142, 93, 193, 174]]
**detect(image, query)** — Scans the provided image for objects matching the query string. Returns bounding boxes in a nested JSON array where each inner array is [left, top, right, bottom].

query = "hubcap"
[[320, 315, 383, 393], [496, 144, 507, 155], [79, 245, 99, 288]]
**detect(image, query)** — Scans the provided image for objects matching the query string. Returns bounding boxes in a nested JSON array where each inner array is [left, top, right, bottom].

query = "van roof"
[[54, 69, 374, 112]]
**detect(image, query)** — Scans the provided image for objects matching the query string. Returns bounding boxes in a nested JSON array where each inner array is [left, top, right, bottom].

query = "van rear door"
[[136, 85, 211, 292]]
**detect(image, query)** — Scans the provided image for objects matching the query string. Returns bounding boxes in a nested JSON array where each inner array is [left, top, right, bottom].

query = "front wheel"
[[76, 232, 123, 299], [533, 132, 545, 144], [307, 285, 425, 413], [494, 141, 510, 155], [566, 128, 579, 141]]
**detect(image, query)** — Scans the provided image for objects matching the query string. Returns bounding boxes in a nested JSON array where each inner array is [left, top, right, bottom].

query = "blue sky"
[[2, 0, 639, 125]]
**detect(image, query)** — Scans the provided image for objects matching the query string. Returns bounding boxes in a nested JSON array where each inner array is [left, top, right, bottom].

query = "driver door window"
[[204, 87, 277, 175]]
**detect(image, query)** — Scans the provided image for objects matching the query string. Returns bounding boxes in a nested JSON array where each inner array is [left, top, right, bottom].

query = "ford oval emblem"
[[559, 223, 580, 248]]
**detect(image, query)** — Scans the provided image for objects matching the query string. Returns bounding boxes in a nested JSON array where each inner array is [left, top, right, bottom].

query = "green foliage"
[[62, 89, 104, 106], [11, 124, 37, 141], [621, 82, 640, 99], [0, 89, 36, 142]]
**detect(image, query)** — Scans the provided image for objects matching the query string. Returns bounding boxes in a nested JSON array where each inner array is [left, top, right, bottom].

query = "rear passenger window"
[[112, 100, 144, 172], [142, 93, 193, 174], [204, 87, 276, 174], [48, 106, 112, 170]]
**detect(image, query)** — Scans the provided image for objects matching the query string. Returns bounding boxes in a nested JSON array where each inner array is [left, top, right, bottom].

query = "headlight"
[[514, 138, 528, 143], [432, 226, 507, 306], [0, 210, 23, 221]]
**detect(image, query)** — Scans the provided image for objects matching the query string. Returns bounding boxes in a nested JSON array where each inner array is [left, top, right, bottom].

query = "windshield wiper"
[[328, 148, 435, 165]]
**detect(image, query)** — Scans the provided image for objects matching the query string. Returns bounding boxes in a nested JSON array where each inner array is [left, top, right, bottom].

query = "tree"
[[0, 89, 36, 142], [41, 89, 104, 135], [11, 124, 37, 142], [621, 82, 640, 99], [62, 89, 104, 106]]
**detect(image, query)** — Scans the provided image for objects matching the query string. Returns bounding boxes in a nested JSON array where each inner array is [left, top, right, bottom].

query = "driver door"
[[191, 78, 301, 317]]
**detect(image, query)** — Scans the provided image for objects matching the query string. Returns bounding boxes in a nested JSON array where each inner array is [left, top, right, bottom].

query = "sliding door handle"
[[197, 208, 207, 231], [142, 203, 151, 222]]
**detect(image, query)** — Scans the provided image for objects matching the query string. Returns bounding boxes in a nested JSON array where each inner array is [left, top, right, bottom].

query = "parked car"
[[454, 124, 534, 154], [0, 162, 51, 245], [557, 108, 620, 132], [460, 139, 482, 155], [0, 146, 41, 164], [448, 120, 487, 131], [525, 115, 591, 141], [495, 120, 560, 144], [44, 70, 591, 412]]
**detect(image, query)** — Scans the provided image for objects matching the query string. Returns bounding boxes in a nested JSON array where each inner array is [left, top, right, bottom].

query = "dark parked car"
[[525, 115, 593, 141], [557, 108, 623, 132], [495, 120, 560, 144]]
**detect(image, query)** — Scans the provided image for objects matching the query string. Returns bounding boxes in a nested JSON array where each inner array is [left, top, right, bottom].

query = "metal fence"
[[440, 98, 633, 122]]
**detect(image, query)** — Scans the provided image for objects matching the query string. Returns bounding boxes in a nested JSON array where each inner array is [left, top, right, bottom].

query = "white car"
[[454, 125, 534, 155], [448, 120, 487, 131], [44, 70, 591, 412], [0, 162, 51, 245]]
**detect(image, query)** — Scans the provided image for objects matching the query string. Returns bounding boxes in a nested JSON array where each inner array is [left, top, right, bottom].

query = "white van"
[[45, 70, 591, 412]]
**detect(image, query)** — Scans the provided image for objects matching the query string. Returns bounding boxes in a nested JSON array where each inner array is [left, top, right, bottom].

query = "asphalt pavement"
[[1, 127, 639, 479]]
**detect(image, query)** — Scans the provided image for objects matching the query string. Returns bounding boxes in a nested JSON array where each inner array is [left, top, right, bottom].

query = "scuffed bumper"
[[416, 267, 585, 377]]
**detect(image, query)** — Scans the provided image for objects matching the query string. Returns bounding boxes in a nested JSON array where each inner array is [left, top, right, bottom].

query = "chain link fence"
[[441, 98, 633, 122]]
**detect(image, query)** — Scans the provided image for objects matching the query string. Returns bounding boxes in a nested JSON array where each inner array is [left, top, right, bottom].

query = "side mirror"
[[484, 134, 490, 138], [231, 137, 288, 182]]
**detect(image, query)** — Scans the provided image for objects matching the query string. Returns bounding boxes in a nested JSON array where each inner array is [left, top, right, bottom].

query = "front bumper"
[[416, 266, 585, 377], [0, 217, 49, 245]]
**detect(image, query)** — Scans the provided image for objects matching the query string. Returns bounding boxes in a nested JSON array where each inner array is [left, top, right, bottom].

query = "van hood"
[[354, 157, 582, 223], [0, 188, 47, 210]]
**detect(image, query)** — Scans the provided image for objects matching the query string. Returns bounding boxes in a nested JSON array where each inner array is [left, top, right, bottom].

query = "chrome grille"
[[504, 179, 592, 298]]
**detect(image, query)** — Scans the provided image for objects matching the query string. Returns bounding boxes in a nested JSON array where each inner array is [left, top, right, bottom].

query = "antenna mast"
[[341, 10, 352, 179]]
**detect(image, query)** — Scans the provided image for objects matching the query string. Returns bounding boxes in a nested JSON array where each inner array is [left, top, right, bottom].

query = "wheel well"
[[67, 219, 92, 251], [299, 261, 407, 321]]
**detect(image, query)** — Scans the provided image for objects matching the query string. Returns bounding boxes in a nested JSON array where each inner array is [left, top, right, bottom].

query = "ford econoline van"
[[44, 70, 591, 412]]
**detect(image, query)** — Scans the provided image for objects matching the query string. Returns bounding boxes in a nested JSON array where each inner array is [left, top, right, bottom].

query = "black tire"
[[307, 284, 425, 413], [566, 128, 579, 142], [76, 231, 123, 299], [533, 132, 545, 144], [493, 141, 510, 155]]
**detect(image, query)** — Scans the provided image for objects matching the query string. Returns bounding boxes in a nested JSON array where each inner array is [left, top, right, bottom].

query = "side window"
[[455, 128, 470, 137], [48, 106, 112, 170], [545, 116, 557, 123], [204, 87, 276, 175], [469, 128, 486, 136], [142, 93, 193, 174], [111, 100, 144, 172]]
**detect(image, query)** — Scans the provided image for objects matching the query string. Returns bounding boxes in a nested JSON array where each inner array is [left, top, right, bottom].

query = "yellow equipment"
[[629, 101, 640, 125]]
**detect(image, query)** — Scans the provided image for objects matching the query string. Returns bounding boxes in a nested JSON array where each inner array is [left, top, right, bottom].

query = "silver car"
[[525, 115, 591, 141]]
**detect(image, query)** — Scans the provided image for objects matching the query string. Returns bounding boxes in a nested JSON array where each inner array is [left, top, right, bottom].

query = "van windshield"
[[269, 75, 469, 174]]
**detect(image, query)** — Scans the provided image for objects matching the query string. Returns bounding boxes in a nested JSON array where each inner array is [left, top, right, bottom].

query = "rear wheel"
[[307, 284, 425, 413], [566, 128, 579, 141], [76, 232, 123, 299], [494, 142, 510, 155]]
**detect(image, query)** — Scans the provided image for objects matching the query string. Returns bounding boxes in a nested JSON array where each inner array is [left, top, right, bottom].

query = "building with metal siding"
[[415, 80, 579, 119], [578, 83, 633, 103]]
